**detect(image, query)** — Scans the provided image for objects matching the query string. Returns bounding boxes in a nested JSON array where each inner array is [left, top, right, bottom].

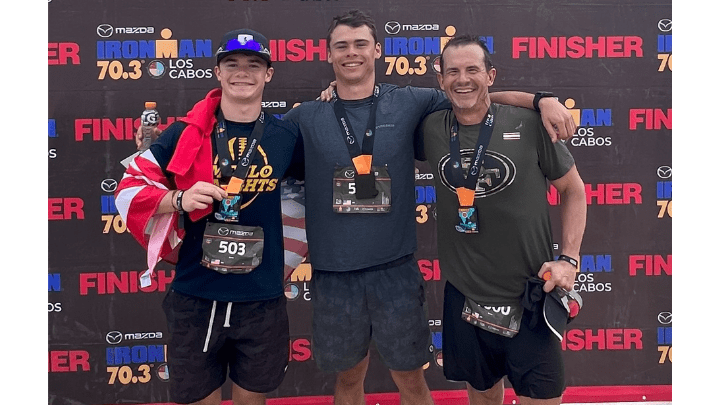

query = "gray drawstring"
[[224, 302, 233, 327]]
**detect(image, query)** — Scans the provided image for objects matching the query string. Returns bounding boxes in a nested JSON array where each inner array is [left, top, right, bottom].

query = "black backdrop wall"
[[48, 1, 671, 404]]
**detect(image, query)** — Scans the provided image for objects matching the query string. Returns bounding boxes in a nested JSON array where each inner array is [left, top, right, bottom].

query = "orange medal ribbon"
[[225, 177, 245, 195], [352, 155, 373, 175], [456, 187, 475, 207]]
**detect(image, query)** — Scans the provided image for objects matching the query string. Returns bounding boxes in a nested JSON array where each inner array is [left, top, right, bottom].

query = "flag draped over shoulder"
[[115, 150, 184, 287], [114, 88, 221, 287]]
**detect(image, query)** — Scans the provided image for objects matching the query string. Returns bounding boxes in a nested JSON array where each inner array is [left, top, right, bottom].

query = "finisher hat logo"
[[237, 34, 254, 45]]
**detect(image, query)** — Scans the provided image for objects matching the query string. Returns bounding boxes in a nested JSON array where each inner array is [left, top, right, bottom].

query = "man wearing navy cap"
[[116, 28, 302, 405]]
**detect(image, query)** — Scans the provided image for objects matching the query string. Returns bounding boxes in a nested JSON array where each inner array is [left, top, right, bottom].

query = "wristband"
[[557, 254, 578, 269], [170, 190, 178, 210], [175, 190, 185, 213], [533, 91, 555, 112]]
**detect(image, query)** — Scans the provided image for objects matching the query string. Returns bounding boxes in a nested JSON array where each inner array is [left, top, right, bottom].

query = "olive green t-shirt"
[[418, 104, 574, 305]]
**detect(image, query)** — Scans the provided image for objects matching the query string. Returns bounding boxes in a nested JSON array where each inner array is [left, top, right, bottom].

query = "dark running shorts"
[[442, 281, 565, 399], [310, 259, 432, 373], [161, 289, 289, 404]]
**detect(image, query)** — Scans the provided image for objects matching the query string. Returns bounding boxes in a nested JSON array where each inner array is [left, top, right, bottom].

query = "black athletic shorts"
[[310, 259, 432, 373], [442, 281, 565, 399], [161, 289, 289, 404]]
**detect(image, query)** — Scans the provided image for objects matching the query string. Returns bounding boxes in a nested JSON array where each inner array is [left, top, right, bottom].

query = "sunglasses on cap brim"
[[224, 38, 265, 53]]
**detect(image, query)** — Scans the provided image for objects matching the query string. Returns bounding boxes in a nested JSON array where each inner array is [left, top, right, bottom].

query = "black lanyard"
[[448, 105, 496, 206], [214, 108, 266, 181], [332, 85, 380, 170]]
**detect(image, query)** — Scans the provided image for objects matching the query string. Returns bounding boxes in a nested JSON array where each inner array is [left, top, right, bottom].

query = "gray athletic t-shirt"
[[284, 84, 449, 271], [419, 104, 575, 305]]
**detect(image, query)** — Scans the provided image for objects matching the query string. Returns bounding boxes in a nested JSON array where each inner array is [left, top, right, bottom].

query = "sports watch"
[[533, 91, 555, 112]]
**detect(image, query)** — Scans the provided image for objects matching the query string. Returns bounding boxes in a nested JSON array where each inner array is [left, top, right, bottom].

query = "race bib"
[[332, 165, 391, 213], [461, 297, 523, 338], [201, 222, 264, 274]]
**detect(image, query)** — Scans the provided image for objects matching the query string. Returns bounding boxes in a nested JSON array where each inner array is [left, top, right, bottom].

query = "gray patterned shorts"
[[310, 258, 432, 372]]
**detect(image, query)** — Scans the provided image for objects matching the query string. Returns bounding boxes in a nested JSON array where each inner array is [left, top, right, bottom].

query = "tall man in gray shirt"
[[283, 10, 577, 405]]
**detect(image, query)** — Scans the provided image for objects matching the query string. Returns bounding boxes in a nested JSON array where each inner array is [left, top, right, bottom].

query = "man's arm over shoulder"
[[281, 103, 305, 132], [406, 86, 452, 117], [490, 91, 576, 142]]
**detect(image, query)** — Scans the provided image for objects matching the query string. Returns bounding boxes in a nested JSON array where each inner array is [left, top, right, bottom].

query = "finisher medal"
[[448, 106, 496, 234], [456, 206, 479, 233]]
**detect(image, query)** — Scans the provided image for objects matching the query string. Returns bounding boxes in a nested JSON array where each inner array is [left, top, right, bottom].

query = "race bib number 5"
[[332, 165, 391, 213]]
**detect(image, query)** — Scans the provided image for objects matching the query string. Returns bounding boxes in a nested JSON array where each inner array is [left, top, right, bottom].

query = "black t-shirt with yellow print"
[[151, 113, 303, 302]]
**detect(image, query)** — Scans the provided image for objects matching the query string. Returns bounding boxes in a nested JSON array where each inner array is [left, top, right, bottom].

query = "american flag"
[[115, 150, 184, 287], [280, 178, 309, 281]]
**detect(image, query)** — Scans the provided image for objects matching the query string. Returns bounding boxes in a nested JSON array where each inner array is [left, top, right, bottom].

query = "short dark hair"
[[439, 35, 493, 74], [326, 9, 378, 46]]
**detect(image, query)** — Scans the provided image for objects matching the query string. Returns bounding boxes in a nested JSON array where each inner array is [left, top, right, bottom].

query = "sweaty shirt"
[[283, 84, 450, 271]]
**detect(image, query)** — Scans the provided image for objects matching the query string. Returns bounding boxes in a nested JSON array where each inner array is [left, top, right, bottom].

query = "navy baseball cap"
[[215, 29, 272, 66]]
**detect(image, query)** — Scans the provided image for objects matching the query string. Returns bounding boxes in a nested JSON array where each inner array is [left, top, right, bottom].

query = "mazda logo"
[[101, 179, 118, 193], [385, 21, 401, 35], [218, 227, 229, 236], [97, 24, 114, 38], [106, 331, 123, 344], [344, 170, 355, 178], [657, 19, 672, 32], [657, 312, 672, 325], [656, 165, 672, 179]]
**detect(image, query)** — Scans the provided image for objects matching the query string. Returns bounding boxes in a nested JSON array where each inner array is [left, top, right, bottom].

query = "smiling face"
[[214, 53, 273, 104], [327, 24, 381, 87], [437, 43, 496, 115]]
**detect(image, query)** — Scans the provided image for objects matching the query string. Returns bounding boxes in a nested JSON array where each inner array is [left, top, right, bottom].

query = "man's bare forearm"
[[553, 166, 587, 259], [155, 190, 177, 215]]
